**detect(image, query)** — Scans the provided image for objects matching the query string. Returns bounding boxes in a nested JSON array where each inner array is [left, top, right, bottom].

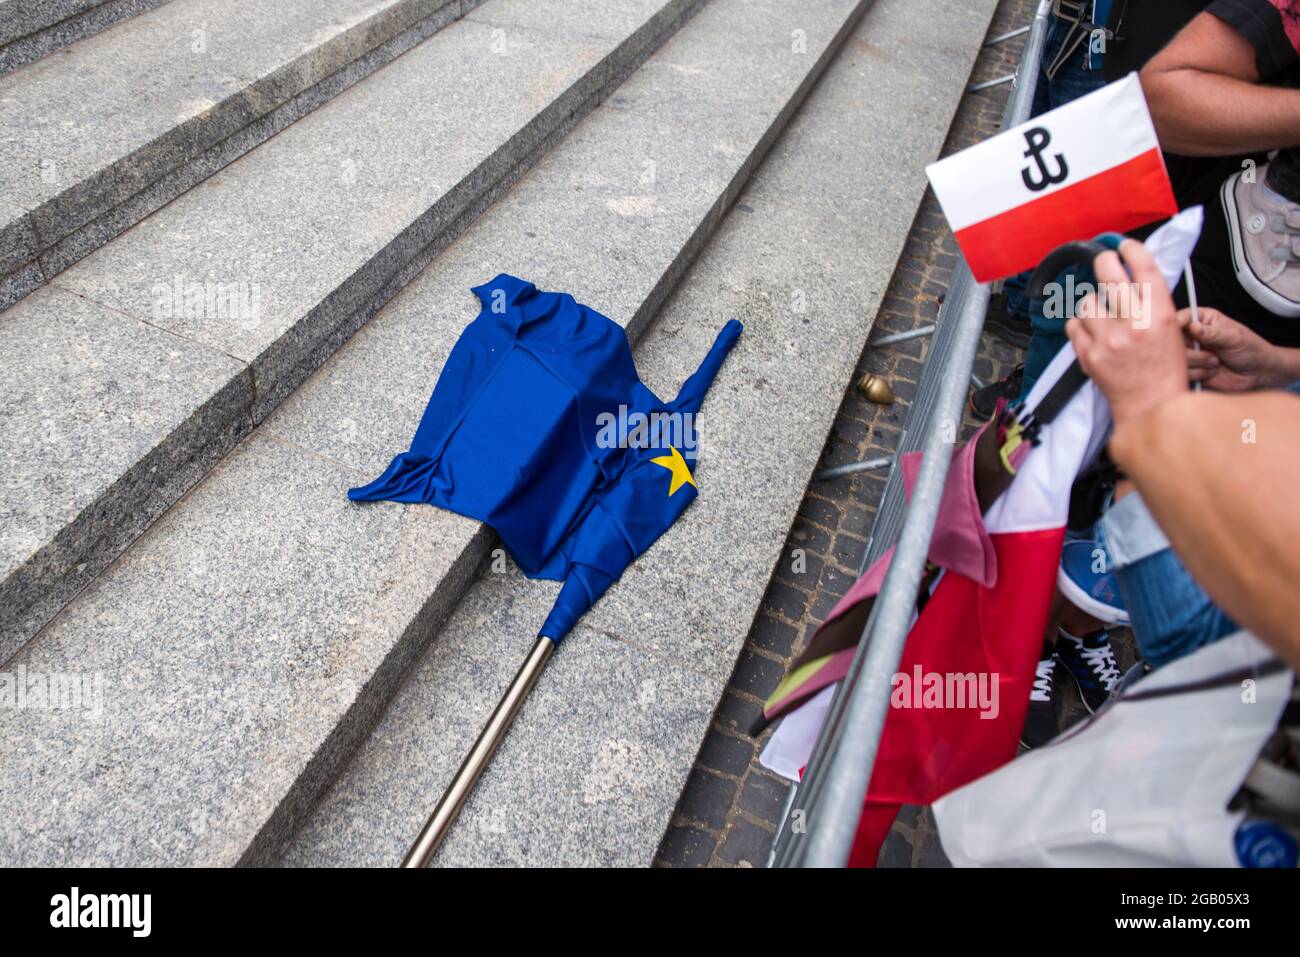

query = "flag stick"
[[1184, 261, 1203, 394], [400, 636, 556, 868]]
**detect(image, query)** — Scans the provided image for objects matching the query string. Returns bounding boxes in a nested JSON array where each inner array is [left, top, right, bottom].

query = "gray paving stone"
[[0, 199, 42, 306], [255, 98, 741, 478], [664, 0, 1034, 869], [0, 0, 476, 297], [0, 256, 42, 308], [677, 768, 738, 829], [715, 691, 764, 734], [283, 0, 992, 867], [430, 631, 718, 868], [603, 0, 837, 126], [715, 817, 772, 867], [53, 13, 616, 362], [738, 771, 790, 824], [896, 804, 924, 829], [656, 824, 715, 867], [789, 520, 832, 556], [0, 285, 250, 663], [728, 651, 787, 701], [763, 583, 808, 623], [1, 0, 693, 656], [697, 730, 756, 777]]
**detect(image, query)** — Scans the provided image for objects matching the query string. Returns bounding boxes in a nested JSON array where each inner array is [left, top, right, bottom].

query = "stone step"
[[0, 0, 170, 75], [282, 0, 998, 867], [0, 0, 481, 310], [0, 0, 700, 661], [0, 0, 883, 868]]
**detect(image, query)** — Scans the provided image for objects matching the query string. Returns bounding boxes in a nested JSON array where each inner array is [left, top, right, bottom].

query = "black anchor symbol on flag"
[[1020, 127, 1069, 192]]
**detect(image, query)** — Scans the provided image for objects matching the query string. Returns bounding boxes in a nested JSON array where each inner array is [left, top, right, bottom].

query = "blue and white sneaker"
[[1055, 628, 1123, 714], [1057, 527, 1129, 626]]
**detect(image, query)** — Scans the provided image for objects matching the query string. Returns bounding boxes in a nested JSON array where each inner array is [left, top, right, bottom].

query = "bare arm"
[[1110, 391, 1300, 666], [1066, 240, 1300, 667], [1140, 13, 1300, 156]]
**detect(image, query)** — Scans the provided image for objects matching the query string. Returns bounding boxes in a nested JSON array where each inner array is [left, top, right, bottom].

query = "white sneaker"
[[1222, 164, 1300, 318]]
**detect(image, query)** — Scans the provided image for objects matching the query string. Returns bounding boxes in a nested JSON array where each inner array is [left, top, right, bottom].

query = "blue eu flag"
[[348, 274, 742, 641]]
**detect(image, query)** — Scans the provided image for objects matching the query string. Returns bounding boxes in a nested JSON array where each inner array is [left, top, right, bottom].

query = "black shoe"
[[983, 291, 1032, 348], [1056, 628, 1122, 714], [1020, 640, 1060, 750], [969, 364, 1024, 421]]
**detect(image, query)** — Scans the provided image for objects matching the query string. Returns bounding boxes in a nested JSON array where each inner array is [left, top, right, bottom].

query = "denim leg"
[[1112, 551, 1239, 669], [1098, 490, 1169, 567], [1097, 493, 1237, 669], [1042, 41, 1107, 110]]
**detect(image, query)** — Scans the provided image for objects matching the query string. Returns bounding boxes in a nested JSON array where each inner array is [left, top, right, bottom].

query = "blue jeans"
[[1002, 18, 1109, 399], [1096, 492, 1237, 669]]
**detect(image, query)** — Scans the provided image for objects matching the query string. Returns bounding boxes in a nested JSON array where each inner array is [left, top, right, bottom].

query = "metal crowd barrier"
[[770, 0, 1053, 868]]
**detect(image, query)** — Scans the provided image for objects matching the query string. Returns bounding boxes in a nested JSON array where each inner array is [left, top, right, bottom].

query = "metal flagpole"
[[400, 636, 556, 868]]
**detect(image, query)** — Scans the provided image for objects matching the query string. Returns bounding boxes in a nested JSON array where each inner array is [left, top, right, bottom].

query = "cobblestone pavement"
[[654, 0, 1040, 869]]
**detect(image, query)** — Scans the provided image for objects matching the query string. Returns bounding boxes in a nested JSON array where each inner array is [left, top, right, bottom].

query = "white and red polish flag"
[[926, 73, 1179, 282]]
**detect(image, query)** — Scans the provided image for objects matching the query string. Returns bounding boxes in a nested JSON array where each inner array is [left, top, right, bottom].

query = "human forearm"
[[1110, 392, 1300, 665], [1264, 346, 1300, 387], [1141, 68, 1300, 156], [1139, 12, 1300, 158]]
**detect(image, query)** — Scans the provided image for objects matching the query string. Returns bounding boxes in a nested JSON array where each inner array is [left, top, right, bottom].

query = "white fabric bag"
[[933, 630, 1292, 866]]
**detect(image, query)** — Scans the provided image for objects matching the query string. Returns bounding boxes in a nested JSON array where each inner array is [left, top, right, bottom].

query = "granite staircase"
[[1, 0, 171, 75], [0, 0, 997, 867]]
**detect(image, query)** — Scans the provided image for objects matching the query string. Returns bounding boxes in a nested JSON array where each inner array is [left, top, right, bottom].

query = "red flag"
[[926, 74, 1178, 282], [761, 346, 1112, 864]]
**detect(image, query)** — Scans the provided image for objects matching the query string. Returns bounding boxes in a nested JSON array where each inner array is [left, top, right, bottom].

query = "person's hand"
[[1179, 305, 1284, 391], [1065, 239, 1189, 427]]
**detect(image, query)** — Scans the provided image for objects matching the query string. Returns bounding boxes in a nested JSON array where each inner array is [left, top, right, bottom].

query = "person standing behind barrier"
[[973, 1, 1243, 416], [1141, 0, 1300, 341]]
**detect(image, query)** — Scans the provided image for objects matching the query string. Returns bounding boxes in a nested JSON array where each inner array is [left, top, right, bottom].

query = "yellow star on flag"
[[651, 445, 696, 497]]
